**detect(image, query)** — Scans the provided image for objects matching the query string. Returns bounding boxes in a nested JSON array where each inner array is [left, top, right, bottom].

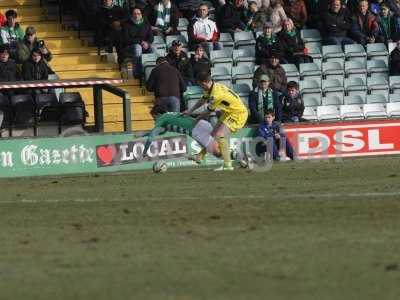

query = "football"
[[152, 160, 168, 173]]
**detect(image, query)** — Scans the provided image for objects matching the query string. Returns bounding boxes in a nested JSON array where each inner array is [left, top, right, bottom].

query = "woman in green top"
[[377, 3, 400, 43]]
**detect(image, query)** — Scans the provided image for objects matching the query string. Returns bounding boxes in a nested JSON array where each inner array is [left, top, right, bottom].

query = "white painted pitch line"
[[1, 191, 400, 205]]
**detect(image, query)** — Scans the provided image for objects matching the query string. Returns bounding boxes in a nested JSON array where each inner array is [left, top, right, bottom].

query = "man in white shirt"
[[188, 3, 223, 55]]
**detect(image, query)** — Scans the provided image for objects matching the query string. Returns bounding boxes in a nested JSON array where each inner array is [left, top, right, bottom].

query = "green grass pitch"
[[1, 156, 400, 299]]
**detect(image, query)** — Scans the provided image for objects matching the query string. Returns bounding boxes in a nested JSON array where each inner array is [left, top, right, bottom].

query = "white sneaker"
[[214, 164, 234, 171]]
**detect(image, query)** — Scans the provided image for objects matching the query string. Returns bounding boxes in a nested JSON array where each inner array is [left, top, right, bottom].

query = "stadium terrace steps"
[[51, 55, 103, 65], [38, 31, 93, 39], [0, 6, 43, 16], [0, 0, 39, 7], [45, 39, 85, 48], [57, 70, 122, 79], [66, 88, 150, 104], [50, 63, 118, 72], [51, 47, 98, 55]]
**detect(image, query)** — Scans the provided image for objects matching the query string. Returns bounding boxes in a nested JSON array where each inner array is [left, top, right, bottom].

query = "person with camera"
[[0, 10, 24, 60], [17, 27, 52, 67]]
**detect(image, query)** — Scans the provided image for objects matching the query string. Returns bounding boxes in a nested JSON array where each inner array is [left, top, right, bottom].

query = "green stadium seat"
[[303, 106, 318, 121], [387, 102, 400, 117], [344, 94, 365, 105], [340, 104, 364, 120], [210, 49, 233, 68], [303, 94, 321, 106], [232, 48, 256, 66], [300, 29, 322, 43], [234, 31, 256, 49], [321, 95, 343, 106], [317, 105, 340, 121], [363, 103, 387, 119]]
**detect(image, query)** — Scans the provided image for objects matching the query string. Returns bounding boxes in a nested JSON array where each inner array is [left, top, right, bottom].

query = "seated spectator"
[[121, 7, 154, 77], [255, 22, 282, 65], [149, 0, 180, 37], [244, 1, 259, 31], [177, 0, 204, 20], [278, 18, 312, 67], [319, 0, 354, 46], [253, 53, 287, 92], [280, 81, 304, 122], [217, 0, 247, 34], [146, 56, 186, 117], [188, 4, 223, 55], [251, 4, 270, 32], [17, 27, 53, 69], [0, 10, 24, 60], [190, 44, 211, 79], [249, 74, 282, 123], [166, 40, 194, 85], [378, 3, 400, 43], [390, 41, 400, 75], [95, 0, 125, 50], [283, 0, 307, 29], [350, 0, 384, 45], [387, 0, 400, 17], [268, 0, 287, 34], [0, 45, 19, 97], [256, 110, 294, 161], [22, 48, 49, 95]]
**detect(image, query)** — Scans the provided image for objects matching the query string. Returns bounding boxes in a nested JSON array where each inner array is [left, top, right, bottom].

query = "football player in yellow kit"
[[183, 71, 248, 171]]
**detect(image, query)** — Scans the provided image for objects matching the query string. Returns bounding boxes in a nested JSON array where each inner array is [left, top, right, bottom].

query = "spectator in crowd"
[[256, 110, 294, 161], [370, 0, 384, 14], [255, 22, 282, 65], [149, 0, 181, 37], [17, 27, 53, 68], [146, 56, 186, 117], [166, 40, 194, 85], [319, 0, 354, 46], [278, 18, 312, 67], [378, 3, 400, 43], [249, 74, 282, 123], [22, 48, 49, 95], [386, 0, 400, 17], [188, 4, 223, 54], [244, 1, 259, 31], [0, 12, 6, 27], [0, 10, 24, 60], [0, 45, 19, 82], [217, 0, 247, 34], [280, 81, 304, 122], [177, 0, 204, 20], [283, 0, 307, 29], [390, 40, 400, 75], [190, 44, 211, 79], [79, 0, 102, 30], [268, 0, 287, 34], [95, 0, 125, 50], [350, 0, 383, 45], [251, 3, 270, 32], [253, 53, 287, 92], [121, 7, 154, 78]]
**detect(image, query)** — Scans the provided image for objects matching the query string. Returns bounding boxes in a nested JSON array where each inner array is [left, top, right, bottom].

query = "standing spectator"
[[17, 27, 53, 67], [253, 53, 287, 92], [283, 0, 307, 29], [256, 109, 294, 161], [350, 0, 384, 45], [188, 4, 223, 54], [121, 7, 154, 78], [255, 22, 282, 65], [278, 18, 312, 67], [149, 0, 181, 37], [0, 10, 24, 60], [146, 57, 186, 117], [95, 0, 125, 50], [217, 0, 247, 34], [319, 0, 354, 46], [280, 81, 304, 122], [166, 40, 194, 85], [249, 74, 282, 123], [268, 0, 287, 34], [190, 44, 211, 79], [390, 41, 400, 75], [378, 3, 400, 43]]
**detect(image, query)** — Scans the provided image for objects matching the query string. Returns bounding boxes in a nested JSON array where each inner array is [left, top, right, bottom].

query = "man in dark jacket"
[[253, 54, 287, 92], [166, 40, 194, 85], [255, 22, 283, 65], [121, 7, 154, 77], [217, 0, 247, 34], [249, 74, 282, 124], [95, 0, 125, 49], [319, 0, 354, 46], [0, 44, 18, 82], [146, 56, 186, 117], [350, 0, 384, 45], [280, 81, 304, 122], [22, 48, 49, 95], [390, 41, 400, 75]]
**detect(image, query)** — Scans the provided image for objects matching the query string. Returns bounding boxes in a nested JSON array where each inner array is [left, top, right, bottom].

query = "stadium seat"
[[145, 66, 155, 82], [281, 64, 300, 82], [303, 106, 318, 121], [234, 31, 256, 49], [389, 76, 400, 93], [232, 84, 250, 107], [211, 66, 232, 82], [366, 93, 388, 104], [303, 94, 321, 106], [344, 94, 365, 105], [367, 59, 388, 77], [0, 93, 11, 132], [219, 33, 234, 51], [367, 43, 388, 63], [210, 49, 233, 68], [345, 60, 367, 81], [322, 79, 344, 98], [344, 76, 367, 96], [301, 29, 322, 43], [389, 94, 400, 102], [340, 104, 364, 120], [322, 45, 345, 62], [317, 105, 340, 121], [300, 79, 322, 95], [152, 35, 166, 52], [321, 95, 343, 106], [367, 76, 389, 96], [322, 61, 344, 80], [183, 85, 204, 104], [166, 34, 188, 49], [231, 64, 254, 84], [10, 94, 35, 127], [35, 93, 59, 123], [387, 102, 400, 117], [299, 62, 321, 80], [232, 48, 256, 66], [177, 18, 189, 33], [306, 43, 322, 61], [344, 43, 367, 64], [59, 92, 86, 125], [363, 103, 387, 119]]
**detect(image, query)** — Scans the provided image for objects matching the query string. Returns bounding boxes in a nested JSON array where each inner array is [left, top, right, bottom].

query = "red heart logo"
[[97, 145, 116, 165]]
